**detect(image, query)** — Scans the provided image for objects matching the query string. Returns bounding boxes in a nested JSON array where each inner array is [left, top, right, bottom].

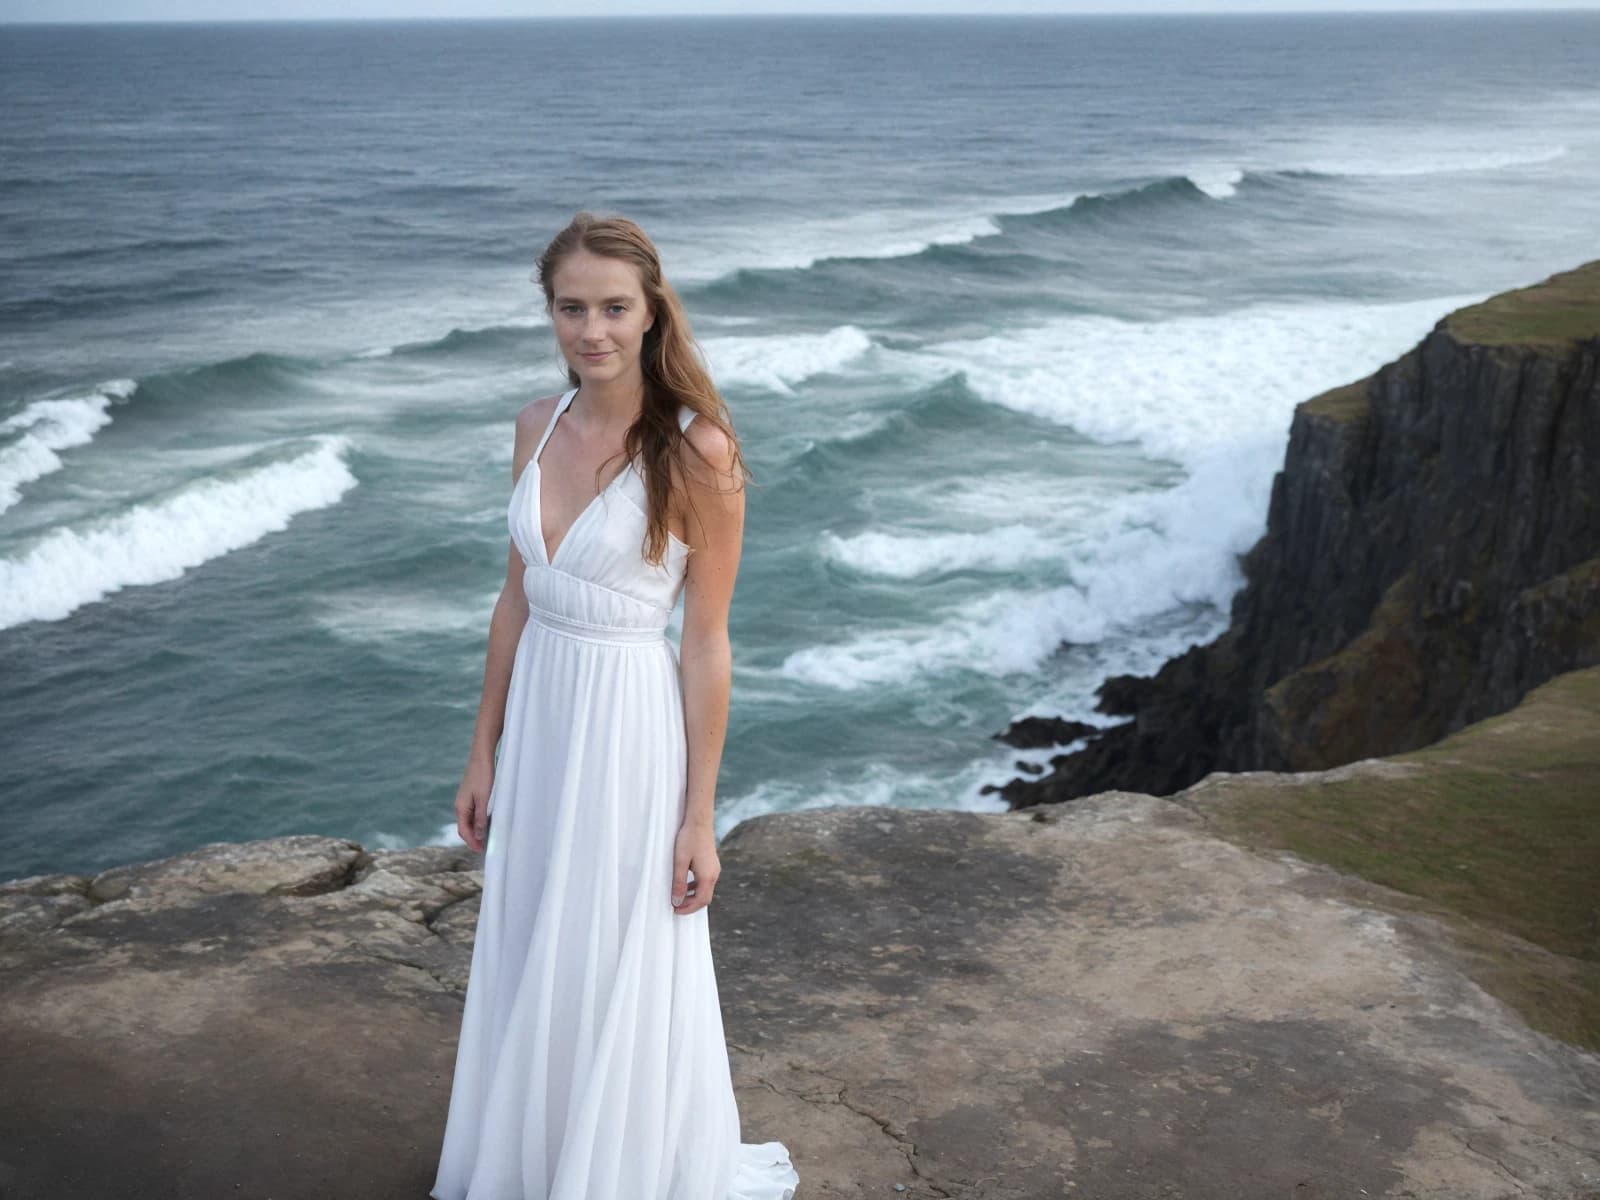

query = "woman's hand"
[[672, 821, 720, 915], [455, 758, 494, 854]]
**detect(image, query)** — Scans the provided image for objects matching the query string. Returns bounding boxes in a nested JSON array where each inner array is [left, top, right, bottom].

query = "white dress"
[[431, 388, 799, 1200]]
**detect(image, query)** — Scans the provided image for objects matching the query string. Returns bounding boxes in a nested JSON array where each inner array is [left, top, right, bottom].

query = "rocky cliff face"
[[995, 260, 1600, 806]]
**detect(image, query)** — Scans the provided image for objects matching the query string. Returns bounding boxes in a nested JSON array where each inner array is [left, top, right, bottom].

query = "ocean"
[[2, 11, 1598, 882]]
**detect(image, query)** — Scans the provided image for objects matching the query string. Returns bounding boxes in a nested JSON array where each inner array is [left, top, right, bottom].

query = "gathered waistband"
[[525, 604, 668, 647]]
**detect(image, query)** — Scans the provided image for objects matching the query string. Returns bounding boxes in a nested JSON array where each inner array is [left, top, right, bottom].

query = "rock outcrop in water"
[[993, 259, 1600, 807]]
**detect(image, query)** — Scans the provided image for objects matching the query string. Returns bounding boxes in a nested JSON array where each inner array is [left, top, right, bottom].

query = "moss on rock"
[[1445, 259, 1600, 349], [1298, 378, 1372, 423], [1183, 665, 1600, 1049]]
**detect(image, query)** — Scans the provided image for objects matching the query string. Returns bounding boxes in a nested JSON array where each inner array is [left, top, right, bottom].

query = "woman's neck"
[[573, 372, 645, 432]]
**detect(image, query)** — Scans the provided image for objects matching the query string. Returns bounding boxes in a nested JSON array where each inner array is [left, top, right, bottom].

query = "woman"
[[430, 212, 799, 1200]]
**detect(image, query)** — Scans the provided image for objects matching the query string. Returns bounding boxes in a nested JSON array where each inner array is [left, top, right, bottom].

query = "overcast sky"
[[3, 0, 1599, 21]]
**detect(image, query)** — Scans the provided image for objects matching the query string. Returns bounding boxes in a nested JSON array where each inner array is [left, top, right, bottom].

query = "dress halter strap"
[[534, 387, 579, 465]]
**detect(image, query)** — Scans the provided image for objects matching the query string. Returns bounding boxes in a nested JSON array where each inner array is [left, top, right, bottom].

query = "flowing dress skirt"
[[430, 605, 799, 1200]]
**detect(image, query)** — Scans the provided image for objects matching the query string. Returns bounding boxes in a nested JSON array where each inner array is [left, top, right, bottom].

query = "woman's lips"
[[581, 351, 611, 361]]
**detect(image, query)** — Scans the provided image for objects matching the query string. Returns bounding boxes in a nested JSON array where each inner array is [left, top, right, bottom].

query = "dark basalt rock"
[[991, 713, 1103, 749], [993, 260, 1600, 807]]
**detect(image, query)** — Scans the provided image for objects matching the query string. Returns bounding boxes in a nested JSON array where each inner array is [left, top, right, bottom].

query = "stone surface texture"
[[2, 793, 1597, 1199]]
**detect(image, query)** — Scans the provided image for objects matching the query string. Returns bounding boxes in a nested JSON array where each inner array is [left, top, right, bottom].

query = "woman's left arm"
[[671, 418, 746, 916]]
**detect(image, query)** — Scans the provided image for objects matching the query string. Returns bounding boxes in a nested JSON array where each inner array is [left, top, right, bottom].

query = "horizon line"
[[5, 5, 1600, 26]]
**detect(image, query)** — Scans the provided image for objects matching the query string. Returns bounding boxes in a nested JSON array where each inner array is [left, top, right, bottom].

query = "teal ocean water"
[[3, 13, 1598, 881]]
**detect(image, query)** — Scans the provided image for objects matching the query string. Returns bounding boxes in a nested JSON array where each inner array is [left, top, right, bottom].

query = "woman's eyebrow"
[[554, 294, 635, 304]]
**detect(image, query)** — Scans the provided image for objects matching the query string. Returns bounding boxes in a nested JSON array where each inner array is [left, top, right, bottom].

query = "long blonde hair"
[[535, 211, 751, 567]]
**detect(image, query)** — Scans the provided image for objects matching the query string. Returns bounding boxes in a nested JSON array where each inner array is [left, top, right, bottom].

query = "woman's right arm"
[[454, 401, 545, 852]]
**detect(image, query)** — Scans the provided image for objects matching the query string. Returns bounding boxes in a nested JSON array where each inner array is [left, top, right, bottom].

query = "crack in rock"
[[360, 948, 463, 993], [753, 1074, 953, 1199]]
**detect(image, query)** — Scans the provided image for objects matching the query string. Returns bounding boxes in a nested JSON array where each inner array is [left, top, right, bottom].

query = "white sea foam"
[[1018, 612, 1228, 729], [313, 587, 498, 646], [792, 293, 1485, 691], [782, 584, 1114, 690], [699, 325, 874, 394], [417, 820, 464, 849], [1043, 442, 1283, 647], [1187, 166, 1245, 198], [1293, 143, 1568, 179], [715, 758, 1009, 841], [932, 473, 1127, 527], [434, 820, 465, 847], [822, 523, 1063, 578], [669, 206, 1007, 283], [366, 820, 463, 851], [0, 380, 135, 514], [0, 435, 357, 630], [914, 293, 1485, 465], [781, 553, 1233, 693], [349, 306, 550, 362]]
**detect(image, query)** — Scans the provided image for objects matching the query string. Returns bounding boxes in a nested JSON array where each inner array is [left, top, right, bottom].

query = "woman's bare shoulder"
[[511, 393, 564, 475], [680, 413, 741, 491], [517, 392, 564, 436]]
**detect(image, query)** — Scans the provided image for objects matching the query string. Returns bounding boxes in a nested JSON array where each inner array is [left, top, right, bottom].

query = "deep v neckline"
[[532, 388, 634, 569]]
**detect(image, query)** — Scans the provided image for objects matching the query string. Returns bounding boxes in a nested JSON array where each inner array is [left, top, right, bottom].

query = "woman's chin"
[[571, 358, 639, 385]]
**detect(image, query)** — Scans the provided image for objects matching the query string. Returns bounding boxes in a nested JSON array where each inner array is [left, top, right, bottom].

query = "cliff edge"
[[2, 668, 1598, 1198], [994, 259, 1600, 804]]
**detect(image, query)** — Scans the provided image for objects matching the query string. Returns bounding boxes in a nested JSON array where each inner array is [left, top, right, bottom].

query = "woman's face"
[[549, 248, 656, 388]]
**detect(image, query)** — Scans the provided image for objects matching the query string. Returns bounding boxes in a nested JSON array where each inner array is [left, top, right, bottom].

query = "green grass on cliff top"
[[1446, 258, 1600, 348], [1299, 380, 1370, 421], [1184, 666, 1600, 1050], [1301, 258, 1600, 421]]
